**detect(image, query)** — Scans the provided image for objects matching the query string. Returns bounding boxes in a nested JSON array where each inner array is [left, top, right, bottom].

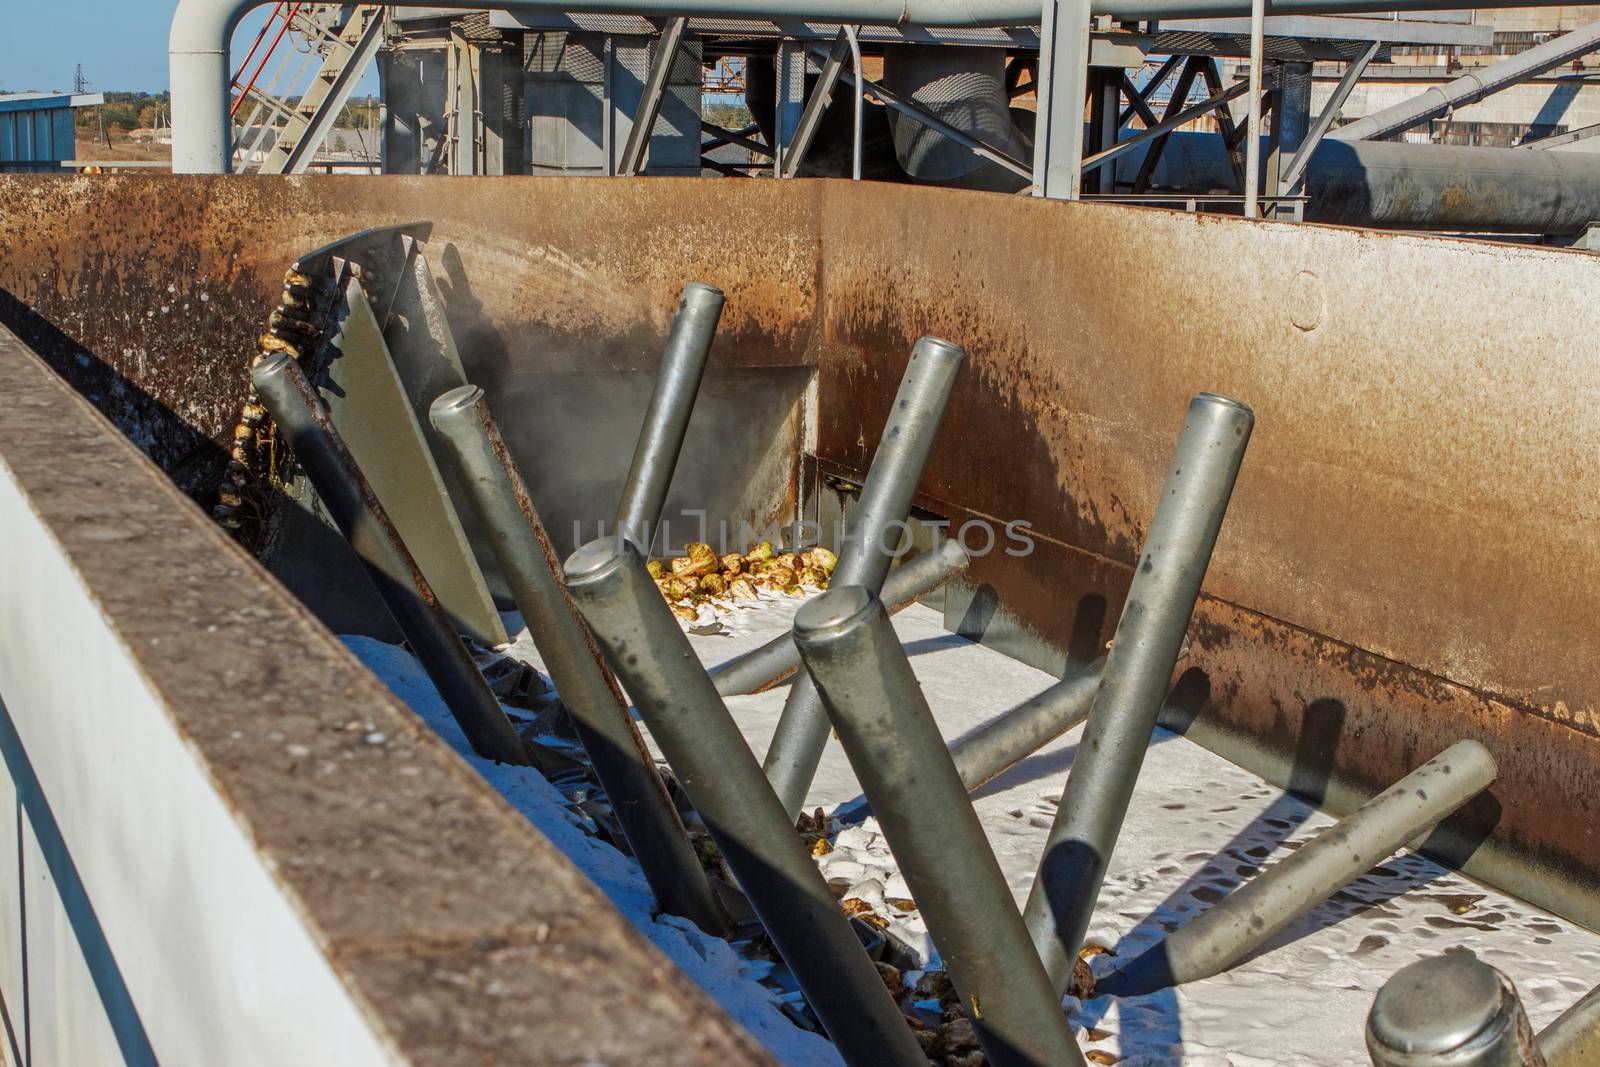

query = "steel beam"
[[762, 337, 965, 821], [1086, 64, 1247, 179], [562, 537, 929, 1067], [1130, 55, 1202, 191], [1199, 56, 1248, 190], [813, 48, 1033, 180], [250, 352, 530, 766], [1281, 39, 1377, 192], [1024, 393, 1254, 993], [614, 283, 723, 554], [1034, 0, 1093, 199], [1368, 956, 1548, 1067], [428, 385, 730, 937], [618, 17, 687, 176], [710, 539, 970, 696], [1117, 54, 1181, 127], [1098, 740, 1497, 996], [793, 587, 1088, 1067], [1245, 0, 1266, 217], [780, 29, 854, 178]]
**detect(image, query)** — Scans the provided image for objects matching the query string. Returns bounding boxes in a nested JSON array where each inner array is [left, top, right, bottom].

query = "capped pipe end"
[[564, 534, 635, 588], [1193, 392, 1254, 418], [682, 281, 725, 301], [912, 335, 967, 366], [430, 384, 486, 419], [250, 350, 294, 383], [1367, 956, 1508, 1058], [794, 585, 879, 643]]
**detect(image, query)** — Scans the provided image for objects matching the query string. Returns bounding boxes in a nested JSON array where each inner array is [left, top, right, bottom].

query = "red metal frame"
[[229, 3, 304, 117]]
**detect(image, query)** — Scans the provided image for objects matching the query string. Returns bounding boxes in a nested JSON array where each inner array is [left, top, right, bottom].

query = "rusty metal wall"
[[1, 174, 1597, 932], [813, 183, 1600, 929], [0, 176, 820, 501]]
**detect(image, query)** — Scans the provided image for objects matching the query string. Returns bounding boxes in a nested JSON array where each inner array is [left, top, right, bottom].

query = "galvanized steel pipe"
[[1023, 392, 1253, 993], [1097, 740, 1498, 997], [710, 538, 970, 696], [763, 336, 964, 821], [250, 353, 530, 765], [562, 536, 929, 1067], [428, 385, 730, 936], [1367, 956, 1548, 1067], [1539, 983, 1600, 1067], [951, 655, 1105, 792], [614, 283, 723, 555], [794, 586, 1087, 1067]]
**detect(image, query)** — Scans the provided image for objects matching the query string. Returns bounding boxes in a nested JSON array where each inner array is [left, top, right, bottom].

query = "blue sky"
[[0, 0, 368, 94]]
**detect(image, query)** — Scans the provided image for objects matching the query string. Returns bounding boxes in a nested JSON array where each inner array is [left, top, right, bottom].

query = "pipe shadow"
[[1093, 687, 1501, 1026]]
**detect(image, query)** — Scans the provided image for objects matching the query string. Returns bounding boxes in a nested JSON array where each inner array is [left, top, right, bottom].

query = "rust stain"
[[5, 172, 1600, 914]]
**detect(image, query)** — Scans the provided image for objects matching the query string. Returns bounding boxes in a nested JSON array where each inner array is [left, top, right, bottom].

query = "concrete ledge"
[[0, 322, 774, 1065]]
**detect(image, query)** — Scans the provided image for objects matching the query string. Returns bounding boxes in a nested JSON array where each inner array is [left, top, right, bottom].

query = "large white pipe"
[[172, 0, 1568, 173], [1331, 18, 1600, 143]]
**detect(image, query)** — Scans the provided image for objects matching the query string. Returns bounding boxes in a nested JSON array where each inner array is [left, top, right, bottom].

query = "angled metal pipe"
[[562, 536, 928, 1067], [428, 385, 730, 936], [1331, 20, 1600, 144], [794, 586, 1086, 1067], [763, 336, 964, 821], [710, 538, 970, 697], [1098, 740, 1497, 998], [250, 353, 529, 765], [615, 283, 724, 555], [1540, 982, 1600, 1067], [1367, 956, 1547, 1067], [952, 655, 1105, 792], [1024, 392, 1253, 994]]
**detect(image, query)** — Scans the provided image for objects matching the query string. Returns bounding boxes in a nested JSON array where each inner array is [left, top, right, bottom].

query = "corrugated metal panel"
[[0, 98, 76, 172]]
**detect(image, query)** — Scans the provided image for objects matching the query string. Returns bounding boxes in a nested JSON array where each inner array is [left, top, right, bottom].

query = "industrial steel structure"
[[1, 0, 1599, 1057]]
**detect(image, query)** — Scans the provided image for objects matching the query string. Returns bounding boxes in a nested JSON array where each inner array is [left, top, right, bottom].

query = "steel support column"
[[1282, 40, 1377, 192], [1035, 0, 1093, 199], [1244, 0, 1265, 216], [618, 17, 687, 176], [781, 29, 855, 178]]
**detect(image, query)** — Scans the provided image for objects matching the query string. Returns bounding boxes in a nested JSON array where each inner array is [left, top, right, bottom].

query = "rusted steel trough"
[[2, 174, 1598, 1048]]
